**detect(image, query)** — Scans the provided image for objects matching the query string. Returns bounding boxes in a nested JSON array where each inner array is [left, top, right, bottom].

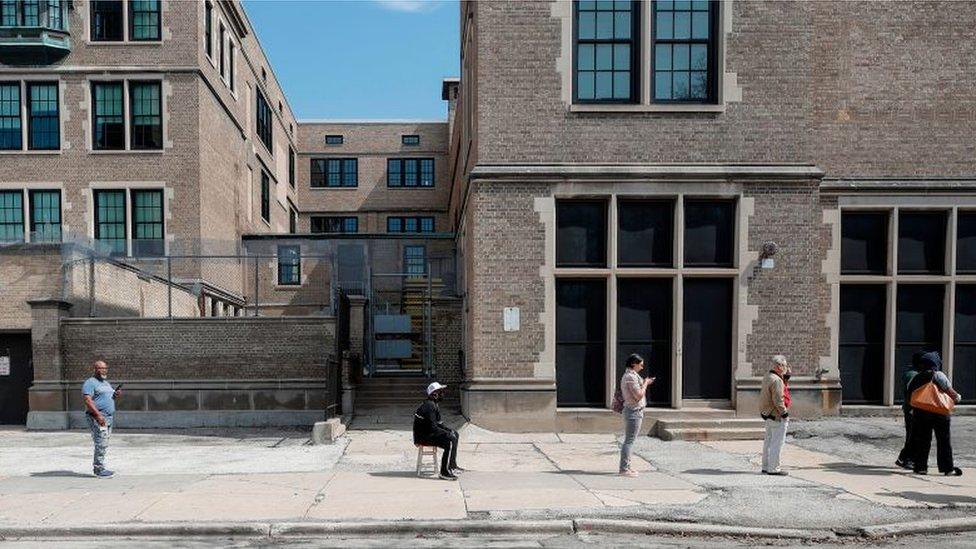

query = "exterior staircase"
[[655, 417, 766, 441], [354, 373, 459, 410]]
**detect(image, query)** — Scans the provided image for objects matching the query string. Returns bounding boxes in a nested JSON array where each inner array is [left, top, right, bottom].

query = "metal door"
[[0, 333, 32, 424]]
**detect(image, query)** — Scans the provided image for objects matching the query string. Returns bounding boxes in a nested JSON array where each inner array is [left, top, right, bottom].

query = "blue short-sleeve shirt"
[[82, 377, 115, 416]]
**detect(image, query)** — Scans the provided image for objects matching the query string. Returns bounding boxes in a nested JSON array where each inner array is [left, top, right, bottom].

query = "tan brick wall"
[[0, 245, 64, 330]]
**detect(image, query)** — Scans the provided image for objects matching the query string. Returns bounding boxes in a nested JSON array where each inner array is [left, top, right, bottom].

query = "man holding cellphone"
[[82, 360, 122, 479]]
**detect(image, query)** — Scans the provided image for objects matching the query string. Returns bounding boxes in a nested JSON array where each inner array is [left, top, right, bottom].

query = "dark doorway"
[[556, 279, 606, 407], [0, 332, 32, 425], [895, 284, 944, 404], [954, 285, 976, 405], [682, 278, 733, 399], [616, 278, 672, 406], [839, 284, 886, 404]]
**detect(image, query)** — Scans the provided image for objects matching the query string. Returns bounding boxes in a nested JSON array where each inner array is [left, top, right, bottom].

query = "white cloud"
[[374, 0, 442, 13]]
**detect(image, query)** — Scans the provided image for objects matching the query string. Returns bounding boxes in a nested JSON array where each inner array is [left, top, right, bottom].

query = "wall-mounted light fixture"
[[760, 241, 778, 269]]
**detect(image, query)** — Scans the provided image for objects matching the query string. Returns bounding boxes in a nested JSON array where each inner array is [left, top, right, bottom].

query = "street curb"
[[854, 516, 976, 538], [0, 522, 269, 539], [271, 520, 575, 536], [574, 519, 835, 540]]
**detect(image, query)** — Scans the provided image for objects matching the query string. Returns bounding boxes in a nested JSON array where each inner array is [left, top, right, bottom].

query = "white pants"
[[762, 417, 789, 472]]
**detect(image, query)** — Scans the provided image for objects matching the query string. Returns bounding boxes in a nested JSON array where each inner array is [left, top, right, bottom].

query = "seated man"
[[413, 382, 464, 480]]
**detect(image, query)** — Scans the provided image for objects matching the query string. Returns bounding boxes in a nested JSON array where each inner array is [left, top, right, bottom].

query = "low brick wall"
[[27, 316, 338, 429]]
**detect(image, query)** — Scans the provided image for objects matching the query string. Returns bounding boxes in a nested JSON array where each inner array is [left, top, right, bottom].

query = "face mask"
[[783, 374, 792, 382], [430, 392, 441, 401]]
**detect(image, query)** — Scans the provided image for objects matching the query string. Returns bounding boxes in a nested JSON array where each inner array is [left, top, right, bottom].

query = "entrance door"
[[0, 333, 32, 424], [556, 279, 606, 407], [682, 278, 732, 400], [616, 278, 671, 405]]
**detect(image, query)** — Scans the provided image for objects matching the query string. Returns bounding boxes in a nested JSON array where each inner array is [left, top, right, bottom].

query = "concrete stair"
[[355, 375, 459, 409], [655, 418, 766, 441]]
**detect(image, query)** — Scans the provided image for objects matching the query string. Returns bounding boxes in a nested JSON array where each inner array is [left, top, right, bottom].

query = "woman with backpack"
[[617, 353, 654, 477], [908, 351, 963, 476]]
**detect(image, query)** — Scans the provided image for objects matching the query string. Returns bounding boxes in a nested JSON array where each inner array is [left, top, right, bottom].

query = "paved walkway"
[[0, 418, 973, 529]]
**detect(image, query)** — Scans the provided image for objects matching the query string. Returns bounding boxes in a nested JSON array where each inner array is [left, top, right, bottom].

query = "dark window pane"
[[895, 284, 944, 403], [839, 284, 886, 404], [387, 159, 402, 186], [90, 0, 123, 41], [682, 278, 732, 399], [0, 83, 22, 150], [256, 90, 272, 151], [652, 0, 715, 103], [617, 199, 673, 267], [683, 199, 734, 267], [955, 285, 976, 404], [556, 200, 607, 268], [898, 211, 946, 274], [404, 245, 426, 276], [93, 82, 124, 150], [129, 0, 160, 40], [0, 190, 24, 243], [420, 158, 435, 187], [420, 217, 435, 233], [401, 134, 420, 145], [277, 245, 300, 285], [841, 212, 888, 274], [29, 190, 60, 242], [129, 81, 162, 150], [27, 83, 58, 150], [260, 171, 270, 222], [956, 212, 976, 274], [131, 189, 164, 256], [387, 217, 403, 233], [574, 0, 636, 103], [94, 190, 126, 255], [204, 1, 213, 57], [617, 278, 671, 405], [556, 279, 607, 407], [325, 134, 343, 145]]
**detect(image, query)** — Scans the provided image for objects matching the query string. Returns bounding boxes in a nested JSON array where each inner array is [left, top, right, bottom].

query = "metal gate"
[[367, 264, 434, 377], [0, 333, 32, 424]]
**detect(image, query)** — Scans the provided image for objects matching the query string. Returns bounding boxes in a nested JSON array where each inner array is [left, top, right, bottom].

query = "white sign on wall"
[[0, 356, 9, 376], [503, 307, 520, 332]]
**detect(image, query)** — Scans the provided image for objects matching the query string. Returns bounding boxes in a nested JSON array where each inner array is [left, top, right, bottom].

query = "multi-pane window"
[[0, 0, 54, 27], [27, 83, 58, 150], [325, 134, 343, 145], [652, 0, 715, 102], [260, 170, 270, 223], [94, 190, 126, 256], [387, 158, 434, 187], [0, 83, 21, 150], [0, 191, 24, 242], [311, 216, 358, 234], [574, 0, 637, 102], [92, 82, 125, 150], [0, 0, 17, 26], [129, 81, 162, 150], [204, 2, 213, 58], [404, 245, 426, 276], [277, 245, 300, 286], [90, 0, 123, 41], [129, 0, 160, 40], [310, 158, 357, 188], [288, 146, 296, 188], [131, 189, 163, 256], [387, 216, 435, 234], [46, 0, 62, 29], [28, 190, 60, 242], [256, 90, 272, 151], [402, 134, 420, 145], [218, 23, 226, 79]]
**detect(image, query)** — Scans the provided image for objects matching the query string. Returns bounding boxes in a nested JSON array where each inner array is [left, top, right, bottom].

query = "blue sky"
[[243, 0, 460, 121]]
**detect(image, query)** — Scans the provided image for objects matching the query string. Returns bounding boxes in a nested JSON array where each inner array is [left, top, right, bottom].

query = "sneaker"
[[913, 469, 928, 476], [94, 469, 115, 479], [895, 459, 914, 470], [619, 469, 638, 477], [438, 472, 458, 481], [943, 467, 963, 477], [450, 466, 467, 475]]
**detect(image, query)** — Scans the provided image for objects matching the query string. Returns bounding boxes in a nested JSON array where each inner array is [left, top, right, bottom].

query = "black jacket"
[[413, 399, 451, 444]]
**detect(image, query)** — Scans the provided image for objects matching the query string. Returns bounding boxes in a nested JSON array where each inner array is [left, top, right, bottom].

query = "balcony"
[[0, 0, 71, 65]]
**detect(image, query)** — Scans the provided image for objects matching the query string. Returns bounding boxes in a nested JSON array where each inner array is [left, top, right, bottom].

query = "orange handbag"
[[910, 381, 956, 416]]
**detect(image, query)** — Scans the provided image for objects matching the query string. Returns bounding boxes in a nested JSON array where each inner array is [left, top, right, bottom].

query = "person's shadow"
[[30, 470, 91, 478]]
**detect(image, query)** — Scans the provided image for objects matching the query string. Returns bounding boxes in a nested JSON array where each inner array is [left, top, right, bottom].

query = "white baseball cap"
[[426, 382, 447, 396]]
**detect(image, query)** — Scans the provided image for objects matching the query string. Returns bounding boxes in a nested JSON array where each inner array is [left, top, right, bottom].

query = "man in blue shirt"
[[82, 360, 121, 478]]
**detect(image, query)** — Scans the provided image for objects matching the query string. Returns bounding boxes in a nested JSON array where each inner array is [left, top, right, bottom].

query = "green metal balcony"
[[0, 0, 71, 65]]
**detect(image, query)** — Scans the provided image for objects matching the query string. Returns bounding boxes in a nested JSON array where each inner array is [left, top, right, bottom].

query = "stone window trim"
[[547, 190, 747, 410], [0, 184, 65, 244], [86, 77, 168, 154], [85, 183, 171, 257], [832, 198, 976, 407], [557, 0, 740, 113], [0, 79, 64, 154], [86, 0, 164, 45]]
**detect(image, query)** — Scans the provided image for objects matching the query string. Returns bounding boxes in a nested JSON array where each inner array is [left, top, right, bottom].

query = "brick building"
[[2, 1, 975, 432]]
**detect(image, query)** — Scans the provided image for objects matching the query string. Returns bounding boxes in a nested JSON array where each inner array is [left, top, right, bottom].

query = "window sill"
[[87, 40, 163, 46], [0, 150, 62, 155], [274, 284, 302, 290], [569, 103, 726, 114], [309, 186, 359, 191], [89, 149, 164, 155], [388, 186, 436, 190]]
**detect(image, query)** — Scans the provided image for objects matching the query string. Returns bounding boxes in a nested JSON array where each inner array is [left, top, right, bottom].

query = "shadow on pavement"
[[30, 470, 91, 478], [682, 468, 757, 476], [368, 471, 423, 479], [885, 491, 976, 505], [821, 462, 907, 476]]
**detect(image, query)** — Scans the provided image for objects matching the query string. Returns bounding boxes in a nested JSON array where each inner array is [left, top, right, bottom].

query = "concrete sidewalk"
[[0, 418, 974, 531]]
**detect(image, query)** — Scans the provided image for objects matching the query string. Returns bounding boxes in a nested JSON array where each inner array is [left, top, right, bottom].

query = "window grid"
[[46, 0, 61, 29], [93, 82, 124, 150], [277, 245, 301, 286], [131, 189, 163, 256], [0, 1, 17, 26], [129, 0, 160, 41], [129, 81, 162, 150], [256, 90, 272, 151], [90, 0, 123, 41], [0, 190, 24, 242], [574, 0, 638, 103], [387, 158, 435, 187], [0, 83, 21, 150], [310, 216, 358, 234], [20, 0, 36, 25], [311, 158, 357, 188], [652, 0, 715, 102], [387, 216, 435, 234], [324, 134, 343, 145], [402, 134, 420, 145], [29, 189, 60, 242], [94, 190, 126, 256], [25, 82, 58, 150]]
